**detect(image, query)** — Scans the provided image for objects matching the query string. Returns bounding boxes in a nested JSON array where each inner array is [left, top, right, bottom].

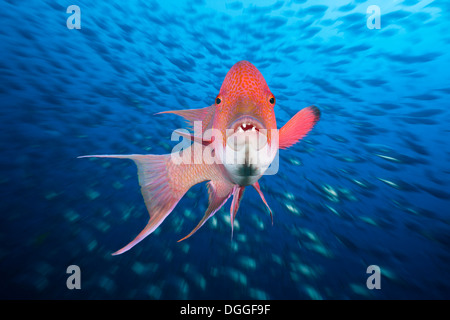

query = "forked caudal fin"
[[78, 148, 224, 255], [78, 154, 184, 255]]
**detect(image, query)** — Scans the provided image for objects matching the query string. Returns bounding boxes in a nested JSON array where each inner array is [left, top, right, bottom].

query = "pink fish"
[[79, 61, 320, 255]]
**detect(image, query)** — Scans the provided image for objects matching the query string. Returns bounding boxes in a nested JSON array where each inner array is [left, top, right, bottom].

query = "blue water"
[[1, 0, 449, 300]]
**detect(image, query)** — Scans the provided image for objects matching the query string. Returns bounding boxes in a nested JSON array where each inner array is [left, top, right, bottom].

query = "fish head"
[[211, 61, 279, 185]]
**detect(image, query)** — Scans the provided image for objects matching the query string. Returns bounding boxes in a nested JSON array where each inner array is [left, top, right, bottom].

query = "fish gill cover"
[[0, 0, 449, 300]]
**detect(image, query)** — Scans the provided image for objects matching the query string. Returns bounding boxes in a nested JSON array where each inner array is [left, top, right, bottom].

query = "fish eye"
[[216, 97, 221, 105], [269, 96, 275, 105]]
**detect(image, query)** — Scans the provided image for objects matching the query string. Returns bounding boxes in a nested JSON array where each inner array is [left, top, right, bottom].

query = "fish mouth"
[[222, 115, 276, 185], [225, 115, 270, 153], [229, 116, 266, 136]]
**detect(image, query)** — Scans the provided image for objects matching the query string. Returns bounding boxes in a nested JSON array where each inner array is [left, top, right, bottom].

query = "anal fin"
[[178, 180, 234, 242], [230, 186, 245, 238]]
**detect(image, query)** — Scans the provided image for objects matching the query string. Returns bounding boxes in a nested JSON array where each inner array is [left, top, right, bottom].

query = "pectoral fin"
[[279, 106, 320, 149]]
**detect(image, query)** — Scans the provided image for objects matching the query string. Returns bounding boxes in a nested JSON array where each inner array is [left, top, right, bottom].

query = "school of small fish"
[[0, 0, 449, 299]]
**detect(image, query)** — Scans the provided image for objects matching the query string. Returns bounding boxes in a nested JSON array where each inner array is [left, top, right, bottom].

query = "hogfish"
[[79, 61, 320, 255]]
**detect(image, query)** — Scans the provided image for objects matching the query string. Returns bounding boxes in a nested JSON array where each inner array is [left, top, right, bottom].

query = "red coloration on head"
[[213, 61, 277, 144]]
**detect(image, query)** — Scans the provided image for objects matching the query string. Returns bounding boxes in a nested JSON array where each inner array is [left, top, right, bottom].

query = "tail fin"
[[79, 154, 187, 255], [79, 145, 225, 255]]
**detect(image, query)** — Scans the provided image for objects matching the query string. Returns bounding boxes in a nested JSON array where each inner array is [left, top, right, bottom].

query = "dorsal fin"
[[156, 105, 215, 132]]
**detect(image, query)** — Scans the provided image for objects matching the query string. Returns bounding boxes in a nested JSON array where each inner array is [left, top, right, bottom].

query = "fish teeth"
[[238, 123, 256, 132]]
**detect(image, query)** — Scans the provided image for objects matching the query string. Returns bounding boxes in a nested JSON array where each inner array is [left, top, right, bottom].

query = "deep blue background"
[[0, 0, 449, 299]]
